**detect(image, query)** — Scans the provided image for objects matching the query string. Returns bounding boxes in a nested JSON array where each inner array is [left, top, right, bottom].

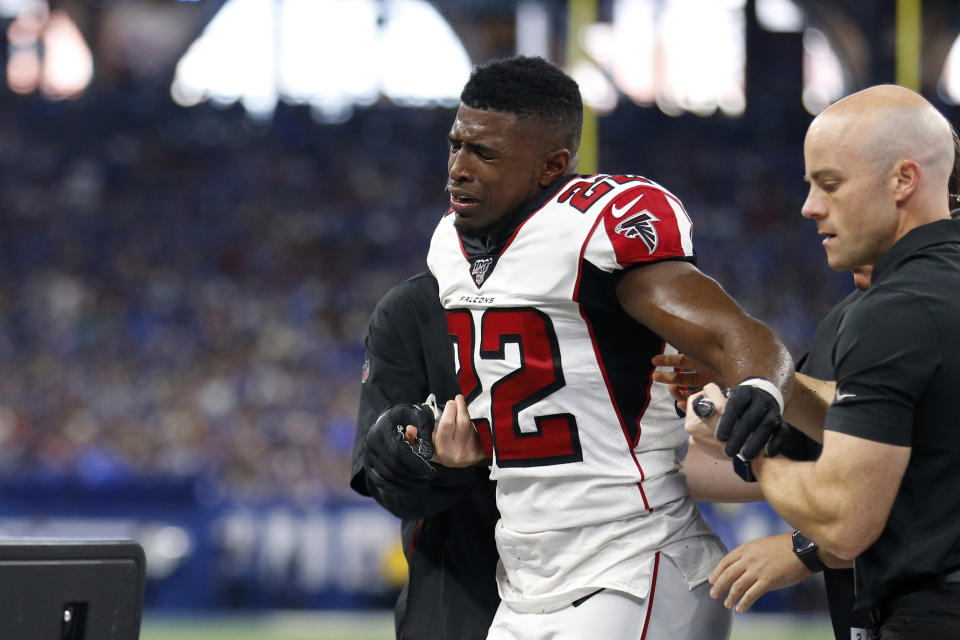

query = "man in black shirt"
[[659, 123, 960, 640], [654, 270, 870, 637], [350, 271, 500, 640], [687, 85, 960, 639], [698, 272, 870, 638]]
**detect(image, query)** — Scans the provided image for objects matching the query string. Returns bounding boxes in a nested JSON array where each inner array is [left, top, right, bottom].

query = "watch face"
[[793, 531, 816, 554], [732, 454, 755, 482], [792, 531, 825, 573]]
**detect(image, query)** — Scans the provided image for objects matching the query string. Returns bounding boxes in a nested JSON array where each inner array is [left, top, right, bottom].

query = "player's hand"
[[433, 394, 485, 468], [715, 378, 784, 460], [684, 384, 730, 460], [651, 353, 718, 414], [651, 353, 717, 390], [365, 402, 438, 488], [708, 534, 811, 613]]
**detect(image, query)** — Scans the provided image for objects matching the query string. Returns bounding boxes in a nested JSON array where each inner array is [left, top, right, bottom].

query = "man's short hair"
[[460, 55, 583, 152]]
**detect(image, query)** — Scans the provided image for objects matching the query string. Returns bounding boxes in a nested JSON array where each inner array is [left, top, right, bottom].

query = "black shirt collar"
[[459, 175, 579, 256], [871, 218, 960, 284]]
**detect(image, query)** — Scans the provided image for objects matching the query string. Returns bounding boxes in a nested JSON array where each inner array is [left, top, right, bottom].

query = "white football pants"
[[485, 553, 731, 640]]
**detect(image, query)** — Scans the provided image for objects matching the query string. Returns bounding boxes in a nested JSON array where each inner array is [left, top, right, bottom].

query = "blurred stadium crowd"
[[0, 89, 851, 505]]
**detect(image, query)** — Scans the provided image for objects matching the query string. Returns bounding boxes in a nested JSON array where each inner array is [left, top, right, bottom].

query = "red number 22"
[[447, 308, 582, 468]]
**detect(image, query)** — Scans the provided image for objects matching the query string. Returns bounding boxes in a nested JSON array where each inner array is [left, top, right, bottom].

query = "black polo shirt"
[[824, 218, 960, 610], [793, 288, 869, 638]]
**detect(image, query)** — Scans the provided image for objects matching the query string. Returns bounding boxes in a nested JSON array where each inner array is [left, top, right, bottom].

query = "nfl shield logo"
[[470, 257, 495, 287]]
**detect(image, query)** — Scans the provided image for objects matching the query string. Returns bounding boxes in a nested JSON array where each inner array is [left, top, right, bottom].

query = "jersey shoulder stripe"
[[569, 174, 694, 272]]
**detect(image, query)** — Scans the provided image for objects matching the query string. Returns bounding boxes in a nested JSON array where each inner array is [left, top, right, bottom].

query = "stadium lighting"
[[574, 0, 842, 118], [802, 27, 846, 115], [4, 1, 92, 99], [576, 0, 746, 117], [756, 0, 804, 33], [171, 0, 471, 122], [938, 34, 960, 106]]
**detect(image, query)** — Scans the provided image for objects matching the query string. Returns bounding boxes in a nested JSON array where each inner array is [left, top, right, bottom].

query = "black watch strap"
[[792, 530, 825, 573]]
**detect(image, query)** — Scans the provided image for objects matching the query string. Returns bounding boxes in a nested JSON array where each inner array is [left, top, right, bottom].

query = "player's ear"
[[890, 158, 920, 204], [539, 148, 572, 187]]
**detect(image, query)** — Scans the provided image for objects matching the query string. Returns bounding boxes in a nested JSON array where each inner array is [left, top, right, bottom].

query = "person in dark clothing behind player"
[[686, 85, 960, 640], [350, 271, 500, 640]]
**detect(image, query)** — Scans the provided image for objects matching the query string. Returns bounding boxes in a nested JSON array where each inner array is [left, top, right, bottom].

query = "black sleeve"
[[782, 289, 863, 461], [350, 272, 487, 519], [825, 290, 939, 446]]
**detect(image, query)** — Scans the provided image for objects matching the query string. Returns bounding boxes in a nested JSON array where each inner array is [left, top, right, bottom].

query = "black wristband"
[[792, 530, 826, 573]]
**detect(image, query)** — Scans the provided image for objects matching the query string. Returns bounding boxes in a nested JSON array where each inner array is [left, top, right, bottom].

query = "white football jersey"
[[427, 173, 724, 612]]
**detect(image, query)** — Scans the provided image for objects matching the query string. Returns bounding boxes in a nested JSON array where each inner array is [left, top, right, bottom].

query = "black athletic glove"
[[715, 379, 784, 461], [364, 397, 440, 489]]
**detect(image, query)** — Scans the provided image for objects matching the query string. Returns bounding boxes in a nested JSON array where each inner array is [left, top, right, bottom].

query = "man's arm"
[[707, 532, 852, 613], [752, 433, 910, 559], [781, 373, 835, 443], [653, 355, 834, 445], [684, 441, 763, 503], [353, 275, 485, 520], [685, 386, 910, 559], [617, 261, 794, 403], [757, 291, 935, 558]]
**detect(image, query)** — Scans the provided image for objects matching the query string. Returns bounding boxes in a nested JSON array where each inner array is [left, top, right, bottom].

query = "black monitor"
[[0, 538, 146, 640]]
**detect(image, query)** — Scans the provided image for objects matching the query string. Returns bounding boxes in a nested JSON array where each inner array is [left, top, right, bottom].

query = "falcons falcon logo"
[[614, 210, 660, 254]]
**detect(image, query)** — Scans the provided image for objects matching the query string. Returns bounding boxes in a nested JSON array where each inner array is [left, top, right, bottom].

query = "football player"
[[419, 56, 794, 640]]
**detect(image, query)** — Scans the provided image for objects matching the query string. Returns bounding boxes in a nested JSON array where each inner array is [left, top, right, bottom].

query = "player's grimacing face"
[[446, 104, 547, 236], [800, 116, 898, 272]]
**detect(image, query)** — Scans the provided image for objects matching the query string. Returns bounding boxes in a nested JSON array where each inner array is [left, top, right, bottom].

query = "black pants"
[[868, 583, 960, 639]]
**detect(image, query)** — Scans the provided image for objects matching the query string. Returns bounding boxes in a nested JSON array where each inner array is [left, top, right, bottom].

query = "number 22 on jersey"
[[447, 307, 583, 468]]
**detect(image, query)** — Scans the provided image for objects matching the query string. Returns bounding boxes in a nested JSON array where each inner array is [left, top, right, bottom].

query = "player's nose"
[[448, 149, 473, 183], [800, 187, 825, 220]]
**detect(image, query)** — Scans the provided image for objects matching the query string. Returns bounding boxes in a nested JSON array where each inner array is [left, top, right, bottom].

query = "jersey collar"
[[871, 218, 960, 284], [459, 175, 579, 257]]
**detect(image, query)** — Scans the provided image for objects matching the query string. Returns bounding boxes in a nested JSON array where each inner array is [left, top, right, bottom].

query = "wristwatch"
[[792, 530, 826, 573], [731, 453, 756, 483]]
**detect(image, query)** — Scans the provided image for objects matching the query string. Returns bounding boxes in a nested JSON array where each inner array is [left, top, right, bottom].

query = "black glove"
[[715, 380, 783, 460], [364, 399, 439, 489]]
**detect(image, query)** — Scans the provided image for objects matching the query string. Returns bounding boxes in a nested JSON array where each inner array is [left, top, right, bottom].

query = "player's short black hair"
[[460, 56, 583, 151]]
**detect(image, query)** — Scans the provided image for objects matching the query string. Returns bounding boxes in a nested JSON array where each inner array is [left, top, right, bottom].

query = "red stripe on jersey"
[[635, 481, 651, 511], [408, 519, 423, 557], [572, 211, 607, 303], [577, 213, 668, 513], [577, 298, 652, 513], [639, 552, 661, 640], [632, 340, 666, 449], [661, 190, 692, 226]]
